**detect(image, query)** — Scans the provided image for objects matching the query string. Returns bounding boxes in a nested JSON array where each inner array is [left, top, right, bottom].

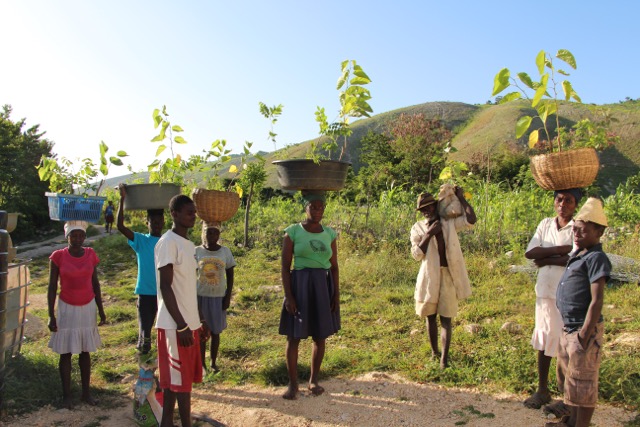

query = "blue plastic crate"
[[45, 192, 106, 223]]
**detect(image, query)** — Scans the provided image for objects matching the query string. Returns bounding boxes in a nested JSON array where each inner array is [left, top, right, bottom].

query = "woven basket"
[[191, 188, 240, 222], [530, 148, 600, 191]]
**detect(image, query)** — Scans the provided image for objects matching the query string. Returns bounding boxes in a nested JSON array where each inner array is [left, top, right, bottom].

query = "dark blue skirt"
[[279, 268, 341, 340]]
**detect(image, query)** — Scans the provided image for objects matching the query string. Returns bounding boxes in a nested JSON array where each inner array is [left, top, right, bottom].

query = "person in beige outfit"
[[410, 187, 476, 369]]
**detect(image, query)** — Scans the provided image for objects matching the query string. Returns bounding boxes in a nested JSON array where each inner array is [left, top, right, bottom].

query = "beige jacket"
[[410, 215, 473, 308]]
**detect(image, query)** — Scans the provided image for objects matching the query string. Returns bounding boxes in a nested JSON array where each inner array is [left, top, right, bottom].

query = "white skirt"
[[48, 298, 102, 354], [530, 297, 563, 357]]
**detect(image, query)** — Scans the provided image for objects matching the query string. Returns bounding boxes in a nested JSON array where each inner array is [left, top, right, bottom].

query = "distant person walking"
[[279, 192, 340, 400], [104, 201, 114, 234], [523, 189, 581, 418], [116, 184, 165, 355], [47, 220, 107, 409], [410, 187, 476, 369]]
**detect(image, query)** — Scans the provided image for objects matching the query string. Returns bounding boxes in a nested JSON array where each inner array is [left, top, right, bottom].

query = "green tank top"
[[285, 223, 337, 270]]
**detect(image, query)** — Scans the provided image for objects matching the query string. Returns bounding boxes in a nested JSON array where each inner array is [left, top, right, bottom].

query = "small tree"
[[388, 113, 452, 187], [239, 160, 267, 248]]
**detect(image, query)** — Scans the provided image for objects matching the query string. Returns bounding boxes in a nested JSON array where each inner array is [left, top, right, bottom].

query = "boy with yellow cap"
[[546, 197, 611, 427]]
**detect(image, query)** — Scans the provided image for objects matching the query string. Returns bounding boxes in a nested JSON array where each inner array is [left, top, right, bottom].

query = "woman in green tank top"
[[279, 193, 340, 400]]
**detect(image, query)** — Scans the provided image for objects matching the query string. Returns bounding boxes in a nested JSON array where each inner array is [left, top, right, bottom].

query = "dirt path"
[[3, 372, 637, 426]]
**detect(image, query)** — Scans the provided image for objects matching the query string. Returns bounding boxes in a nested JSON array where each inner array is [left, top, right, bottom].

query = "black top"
[[556, 243, 611, 332]]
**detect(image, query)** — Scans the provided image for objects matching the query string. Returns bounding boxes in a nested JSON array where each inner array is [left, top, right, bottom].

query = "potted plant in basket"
[[491, 49, 617, 191], [190, 138, 255, 223], [119, 106, 187, 210], [273, 59, 373, 191], [37, 141, 127, 222]]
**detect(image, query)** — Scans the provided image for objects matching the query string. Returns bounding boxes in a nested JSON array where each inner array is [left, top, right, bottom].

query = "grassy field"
[[4, 196, 640, 422]]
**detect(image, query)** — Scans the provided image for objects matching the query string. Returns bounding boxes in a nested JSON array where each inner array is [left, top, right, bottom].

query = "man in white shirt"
[[410, 187, 476, 369], [155, 195, 209, 427]]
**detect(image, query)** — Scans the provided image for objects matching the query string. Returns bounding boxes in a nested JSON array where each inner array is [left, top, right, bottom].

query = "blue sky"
[[1, 1, 638, 176]]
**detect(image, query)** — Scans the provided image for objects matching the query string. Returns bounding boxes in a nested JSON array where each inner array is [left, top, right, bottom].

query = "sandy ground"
[[2, 372, 637, 427]]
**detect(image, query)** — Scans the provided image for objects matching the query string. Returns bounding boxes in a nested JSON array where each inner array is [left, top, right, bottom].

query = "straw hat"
[[574, 197, 608, 227], [416, 193, 437, 210]]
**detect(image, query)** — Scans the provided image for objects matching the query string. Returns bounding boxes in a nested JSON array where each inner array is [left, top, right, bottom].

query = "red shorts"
[[157, 328, 202, 393]]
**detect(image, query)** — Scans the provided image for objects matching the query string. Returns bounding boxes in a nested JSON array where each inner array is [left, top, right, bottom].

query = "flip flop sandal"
[[523, 392, 552, 409], [543, 400, 571, 418]]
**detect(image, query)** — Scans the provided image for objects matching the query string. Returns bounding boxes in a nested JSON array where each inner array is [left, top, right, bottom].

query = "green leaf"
[[538, 102, 550, 124], [116, 150, 128, 157], [350, 76, 371, 85], [174, 136, 187, 144], [439, 167, 452, 180], [151, 133, 164, 142], [537, 100, 557, 120], [562, 81, 577, 102], [171, 125, 184, 132], [572, 92, 582, 103], [100, 163, 108, 176], [556, 49, 577, 69], [153, 109, 162, 128], [500, 92, 521, 103], [528, 129, 539, 148], [109, 157, 123, 166], [532, 74, 548, 107], [99, 140, 108, 156], [352, 68, 371, 82], [557, 69, 569, 76], [535, 50, 546, 75], [336, 69, 348, 90], [516, 72, 534, 89], [516, 116, 533, 138], [155, 145, 166, 157], [492, 68, 510, 96]]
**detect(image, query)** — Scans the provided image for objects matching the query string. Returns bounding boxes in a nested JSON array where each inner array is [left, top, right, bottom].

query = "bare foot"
[[308, 382, 325, 396], [81, 395, 99, 406], [282, 384, 298, 400], [431, 351, 441, 360], [62, 396, 74, 410], [440, 356, 449, 370]]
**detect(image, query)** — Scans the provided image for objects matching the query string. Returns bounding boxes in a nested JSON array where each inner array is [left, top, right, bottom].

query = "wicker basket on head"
[[530, 148, 600, 191], [191, 188, 240, 222]]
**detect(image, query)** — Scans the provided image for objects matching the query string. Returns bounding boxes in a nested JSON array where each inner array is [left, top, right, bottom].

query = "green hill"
[[262, 101, 640, 193], [106, 101, 640, 194]]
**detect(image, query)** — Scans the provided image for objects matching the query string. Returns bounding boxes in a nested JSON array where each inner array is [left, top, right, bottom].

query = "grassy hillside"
[[106, 101, 640, 194], [261, 100, 639, 192], [449, 101, 640, 192]]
